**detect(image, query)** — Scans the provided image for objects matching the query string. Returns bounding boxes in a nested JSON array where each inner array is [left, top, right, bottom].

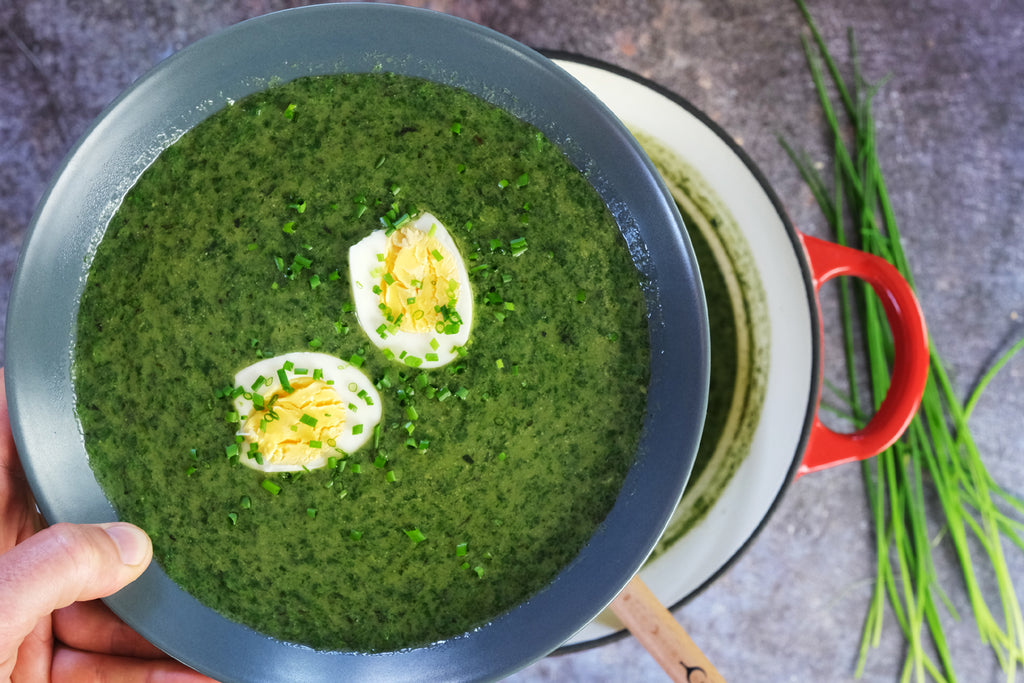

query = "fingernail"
[[102, 523, 151, 566]]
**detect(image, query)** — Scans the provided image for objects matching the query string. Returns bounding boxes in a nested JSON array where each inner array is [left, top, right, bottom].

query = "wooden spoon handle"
[[609, 575, 726, 683]]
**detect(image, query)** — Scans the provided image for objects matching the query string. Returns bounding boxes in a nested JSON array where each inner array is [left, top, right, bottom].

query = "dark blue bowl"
[[5, 4, 708, 681]]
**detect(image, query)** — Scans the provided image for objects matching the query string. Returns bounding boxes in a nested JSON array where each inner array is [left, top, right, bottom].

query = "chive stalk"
[[786, 3, 1024, 679]]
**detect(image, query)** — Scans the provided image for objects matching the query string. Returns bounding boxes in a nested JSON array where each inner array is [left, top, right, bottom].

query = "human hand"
[[0, 368, 217, 682]]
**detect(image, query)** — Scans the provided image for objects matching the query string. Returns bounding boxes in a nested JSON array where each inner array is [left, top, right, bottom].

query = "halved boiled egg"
[[348, 212, 473, 368], [231, 352, 382, 472]]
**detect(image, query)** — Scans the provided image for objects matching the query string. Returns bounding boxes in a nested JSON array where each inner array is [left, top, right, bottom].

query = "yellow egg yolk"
[[381, 226, 460, 333], [243, 377, 347, 466]]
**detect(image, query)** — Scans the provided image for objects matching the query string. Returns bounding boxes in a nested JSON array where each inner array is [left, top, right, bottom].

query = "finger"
[[0, 522, 152, 648], [0, 368, 42, 549], [52, 646, 219, 683], [54, 600, 166, 659], [7, 616, 53, 683]]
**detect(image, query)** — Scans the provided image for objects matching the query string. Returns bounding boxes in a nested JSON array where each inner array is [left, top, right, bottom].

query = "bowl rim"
[[5, 6, 710, 682]]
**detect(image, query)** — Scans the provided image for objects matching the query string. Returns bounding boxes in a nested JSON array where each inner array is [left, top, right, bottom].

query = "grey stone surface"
[[2, 1, 1022, 681]]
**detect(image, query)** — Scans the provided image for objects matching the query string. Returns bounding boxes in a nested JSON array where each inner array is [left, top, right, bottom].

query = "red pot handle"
[[795, 232, 929, 478]]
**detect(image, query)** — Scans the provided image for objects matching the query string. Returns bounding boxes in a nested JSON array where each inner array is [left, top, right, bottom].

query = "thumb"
[[0, 522, 152, 645]]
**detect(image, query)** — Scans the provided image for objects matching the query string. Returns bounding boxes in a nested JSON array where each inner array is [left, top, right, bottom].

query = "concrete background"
[[2, 1, 1022, 681]]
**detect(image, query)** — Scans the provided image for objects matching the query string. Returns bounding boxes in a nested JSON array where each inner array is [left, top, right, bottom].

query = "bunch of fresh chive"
[[783, 2, 1024, 681]]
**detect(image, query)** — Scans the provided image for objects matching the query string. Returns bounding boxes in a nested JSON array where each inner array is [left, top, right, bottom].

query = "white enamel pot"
[[549, 55, 929, 649]]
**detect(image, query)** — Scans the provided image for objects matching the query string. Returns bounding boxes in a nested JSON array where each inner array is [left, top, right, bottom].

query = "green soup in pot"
[[74, 72, 651, 652]]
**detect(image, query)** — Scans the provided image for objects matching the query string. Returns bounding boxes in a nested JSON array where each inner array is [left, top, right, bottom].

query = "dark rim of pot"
[[540, 51, 818, 655]]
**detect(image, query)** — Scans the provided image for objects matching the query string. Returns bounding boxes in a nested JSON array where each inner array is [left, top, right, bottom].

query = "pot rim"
[[543, 51, 819, 654]]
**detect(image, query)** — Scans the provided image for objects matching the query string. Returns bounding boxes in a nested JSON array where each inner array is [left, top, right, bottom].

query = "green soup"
[[74, 73, 650, 652]]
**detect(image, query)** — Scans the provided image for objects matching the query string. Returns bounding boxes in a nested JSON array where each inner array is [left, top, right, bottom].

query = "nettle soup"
[[74, 73, 650, 652]]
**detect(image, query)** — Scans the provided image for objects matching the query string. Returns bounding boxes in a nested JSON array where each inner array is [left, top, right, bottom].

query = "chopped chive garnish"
[[456, 542, 468, 557], [406, 405, 419, 421], [473, 566, 484, 578], [282, 221, 296, 234], [240, 495, 252, 509], [495, 358, 504, 370], [225, 443, 239, 459], [306, 507, 317, 519], [386, 470, 397, 483], [309, 274, 321, 289], [349, 529, 363, 540], [576, 288, 588, 303], [352, 424, 364, 435], [261, 480, 282, 495], [277, 368, 294, 393], [450, 122, 461, 134], [516, 172, 529, 187], [404, 355, 424, 368], [299, 413, 318, 428], [349, 353, 365, 368], [186, 465, 197, 476], [431, 249, 444, 261], [228, 512, 238, 526], [497, 179, 509, 189], [405, 528, 426, 544]]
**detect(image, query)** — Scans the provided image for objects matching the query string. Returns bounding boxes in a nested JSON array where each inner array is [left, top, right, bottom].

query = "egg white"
[[231, 351, 382, 472], [348, 212, 473, 368]]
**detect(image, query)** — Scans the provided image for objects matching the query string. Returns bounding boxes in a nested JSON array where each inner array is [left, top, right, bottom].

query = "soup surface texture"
[[74, 73, 650, 652]]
